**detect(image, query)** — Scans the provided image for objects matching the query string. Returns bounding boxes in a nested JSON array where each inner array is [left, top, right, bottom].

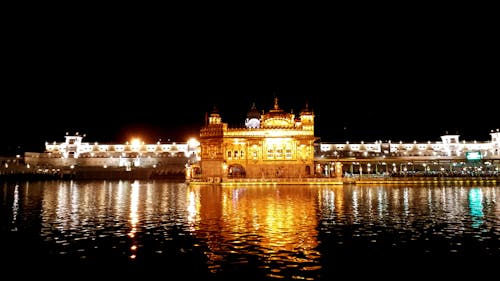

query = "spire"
[[211, 104, 219, 115], [300, 100, 313, 115], [247, 102, 261, 119], [208, 104, 222, 125]]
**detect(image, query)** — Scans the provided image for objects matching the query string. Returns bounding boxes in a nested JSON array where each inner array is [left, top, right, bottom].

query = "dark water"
[[1, 180, 499, 280]]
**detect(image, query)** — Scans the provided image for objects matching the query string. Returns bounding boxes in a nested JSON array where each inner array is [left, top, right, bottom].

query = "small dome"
[[247, 102, 261, 119], [300, 101, 313, 115], [210, 104, 220, 117]]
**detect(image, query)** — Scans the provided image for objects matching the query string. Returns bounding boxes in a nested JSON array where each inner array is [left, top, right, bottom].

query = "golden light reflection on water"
[[188, 184, 328, 279], [128, 180, 140, 259], [187, 189, 200, 230], [27, 181, 499, 279]]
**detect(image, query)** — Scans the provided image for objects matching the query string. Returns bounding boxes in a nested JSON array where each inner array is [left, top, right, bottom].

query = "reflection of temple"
[[193, 97, 316, 182], [188, 184, 322, 278]]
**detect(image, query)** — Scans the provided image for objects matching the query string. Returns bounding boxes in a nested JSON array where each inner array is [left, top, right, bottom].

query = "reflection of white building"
[[24, 132, 201, 171]]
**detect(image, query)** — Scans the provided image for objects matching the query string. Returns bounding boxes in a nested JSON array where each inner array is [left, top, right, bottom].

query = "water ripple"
[[1, 181, 499, 280]]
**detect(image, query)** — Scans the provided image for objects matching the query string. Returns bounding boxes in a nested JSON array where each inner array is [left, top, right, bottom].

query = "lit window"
[[267, 149, 273, 159], [276, 149, 283, 158]]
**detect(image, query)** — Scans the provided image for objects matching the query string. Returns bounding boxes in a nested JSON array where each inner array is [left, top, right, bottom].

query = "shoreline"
[[2, 170, 499, 185], [0, 167, 185, 182], [188, 176, 500, 186], [352, 177, 498, 185]]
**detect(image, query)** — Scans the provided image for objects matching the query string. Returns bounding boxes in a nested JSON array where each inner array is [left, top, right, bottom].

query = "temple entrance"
[[305, 165, 311, 176], [228, 164, 246, 178]]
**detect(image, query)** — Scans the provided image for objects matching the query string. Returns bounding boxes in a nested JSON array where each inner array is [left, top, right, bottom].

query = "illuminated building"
[[13, 105, 499, 181], [316, 129, 500, 177], [189, 97, 499, 182], [191, 97, 316, 182], [23, 133, 201, 179]]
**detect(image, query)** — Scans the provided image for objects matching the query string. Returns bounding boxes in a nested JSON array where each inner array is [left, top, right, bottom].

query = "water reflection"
[[469, 188, 484, 228], [189, 185, 322, 279], [129, 180, 140, 259], [11, 184, 19, 230], [1, 181, 499, 280], [37, 180, 194, 263]]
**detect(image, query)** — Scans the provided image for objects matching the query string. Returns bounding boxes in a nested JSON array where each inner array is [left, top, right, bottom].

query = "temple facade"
[[190, 98, 316, 182]]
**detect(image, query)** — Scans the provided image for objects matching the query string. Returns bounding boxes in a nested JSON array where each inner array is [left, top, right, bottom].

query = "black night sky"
[[2, 10, 498, 155]]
